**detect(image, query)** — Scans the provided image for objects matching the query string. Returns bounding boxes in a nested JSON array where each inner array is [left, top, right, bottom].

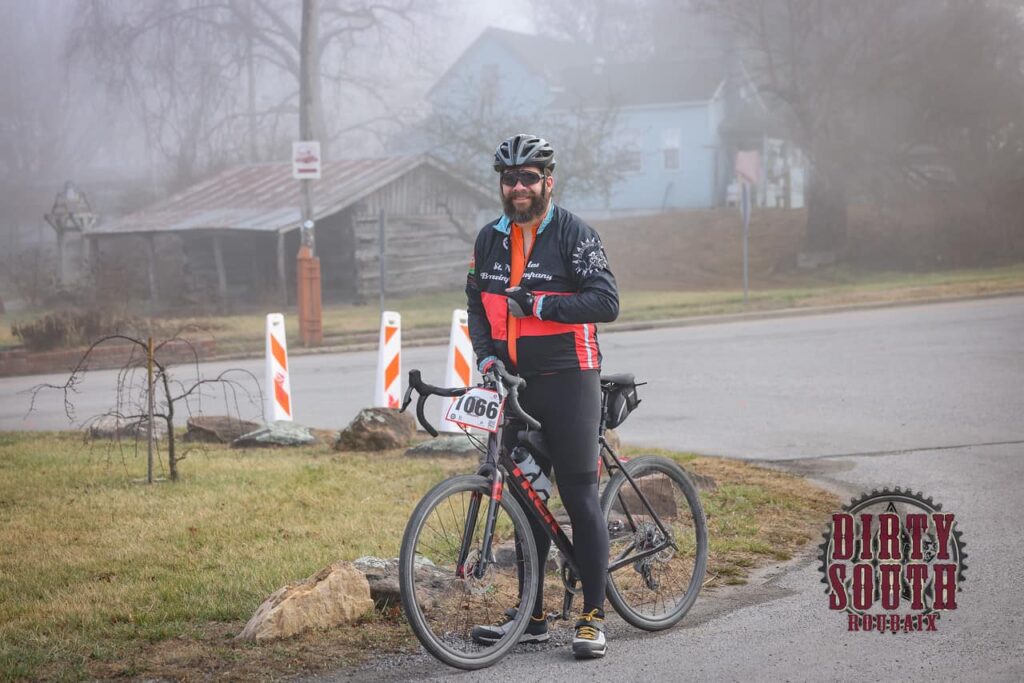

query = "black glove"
[[505, 287, 535, 318], [479, 356, 505, 376]]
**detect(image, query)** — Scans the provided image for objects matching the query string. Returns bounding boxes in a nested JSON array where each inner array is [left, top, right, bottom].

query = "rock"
[[354, 555, 451, 613], [608, 468, 718, 517], [310, 428, 339, 447], [232, 420, 315, 448], [603, 428, 621, 452], [86, 414, 167, 441], [183, 415, 260, 443], [493, 541, 559, 572], [403, 435, 480, 459], [236, 561, 374, 641], [336, 408, 415, 451], [612, 473, 678, 518], [685, 469, 718, 492], [353, 556, 401, 608]]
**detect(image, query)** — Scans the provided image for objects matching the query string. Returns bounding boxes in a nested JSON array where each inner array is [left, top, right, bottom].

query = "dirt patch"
[[81, 616, 415, 683]]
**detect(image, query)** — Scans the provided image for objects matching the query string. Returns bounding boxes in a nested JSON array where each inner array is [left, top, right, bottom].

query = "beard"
[[502, 182, 548, 224]]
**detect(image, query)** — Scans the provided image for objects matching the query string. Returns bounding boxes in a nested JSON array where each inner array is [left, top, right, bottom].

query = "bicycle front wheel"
[[399, 474, 539, 670], [602, 456, 708, 630]]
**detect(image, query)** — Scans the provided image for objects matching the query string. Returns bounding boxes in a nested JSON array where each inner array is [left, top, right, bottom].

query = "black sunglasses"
[[500, 170, 546, 187]]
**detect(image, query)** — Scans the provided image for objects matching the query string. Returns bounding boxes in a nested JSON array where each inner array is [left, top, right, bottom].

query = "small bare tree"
[[29, 333, 262, 482]]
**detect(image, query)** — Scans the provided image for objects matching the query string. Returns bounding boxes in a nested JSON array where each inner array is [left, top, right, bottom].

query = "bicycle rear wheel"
[[399, 474, 539, 670], [601, 456, 708, 630]]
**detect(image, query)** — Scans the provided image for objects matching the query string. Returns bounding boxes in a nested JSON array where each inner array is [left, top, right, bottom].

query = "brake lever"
[[416, 393, 438, 437], [400, 383, 414, 412], [489, 366, 541, 430]]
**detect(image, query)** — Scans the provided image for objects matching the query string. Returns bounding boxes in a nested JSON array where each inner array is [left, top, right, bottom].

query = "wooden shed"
[[84, 155, 496, 308]]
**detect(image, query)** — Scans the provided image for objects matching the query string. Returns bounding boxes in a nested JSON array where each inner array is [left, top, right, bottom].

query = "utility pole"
[[296, 0, 323, 346]]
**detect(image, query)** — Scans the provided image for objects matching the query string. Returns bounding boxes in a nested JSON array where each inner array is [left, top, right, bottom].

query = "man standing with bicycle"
[[465, 133, 619, 659]]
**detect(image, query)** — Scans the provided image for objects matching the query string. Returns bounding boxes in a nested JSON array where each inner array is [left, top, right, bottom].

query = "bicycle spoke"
[[603, 457, 707, 629], [401, 476, 538, 668]]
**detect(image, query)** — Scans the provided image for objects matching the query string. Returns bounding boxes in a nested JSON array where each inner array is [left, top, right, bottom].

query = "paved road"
[[3, 297, 1023, 680]]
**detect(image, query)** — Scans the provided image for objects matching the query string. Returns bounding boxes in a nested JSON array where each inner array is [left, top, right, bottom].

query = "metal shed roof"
[[89, 154, 489, 236]]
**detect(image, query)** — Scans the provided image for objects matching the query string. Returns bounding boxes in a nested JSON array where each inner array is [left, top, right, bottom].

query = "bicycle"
[[397, 364, 708, 670]]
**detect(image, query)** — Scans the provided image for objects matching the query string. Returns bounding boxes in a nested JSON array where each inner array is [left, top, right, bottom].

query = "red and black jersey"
[[465, 203, 619, 377]]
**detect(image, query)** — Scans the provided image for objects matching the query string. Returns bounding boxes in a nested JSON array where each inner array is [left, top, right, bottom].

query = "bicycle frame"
[[458, 418, 680, 595]]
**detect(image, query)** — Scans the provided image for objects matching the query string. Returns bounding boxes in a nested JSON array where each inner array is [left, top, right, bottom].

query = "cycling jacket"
[[465, 203, 619, 377]]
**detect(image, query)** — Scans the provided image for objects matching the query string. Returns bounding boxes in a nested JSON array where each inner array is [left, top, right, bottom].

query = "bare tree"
[[66, 0, 431, 188], [692, 0, 1023, 258], [531, 0, 658, 61], [29, 333, 262, 482], [418, 66, 635, 230], [0, 0, 107, 227]]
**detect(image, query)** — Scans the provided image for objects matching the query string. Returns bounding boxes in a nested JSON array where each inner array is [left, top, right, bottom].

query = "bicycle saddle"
[[600, 373, 635, 387]]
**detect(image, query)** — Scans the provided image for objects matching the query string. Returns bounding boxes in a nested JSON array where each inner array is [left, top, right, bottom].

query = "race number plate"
[[444, 387, 505, 433]]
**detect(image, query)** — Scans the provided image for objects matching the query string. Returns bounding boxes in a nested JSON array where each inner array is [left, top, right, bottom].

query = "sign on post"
[[292, 141, 322, 180]]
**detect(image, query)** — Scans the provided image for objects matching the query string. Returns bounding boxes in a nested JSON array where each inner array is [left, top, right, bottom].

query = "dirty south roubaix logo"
[[819, 488, 967, 633], [571, 237, 608, 277]]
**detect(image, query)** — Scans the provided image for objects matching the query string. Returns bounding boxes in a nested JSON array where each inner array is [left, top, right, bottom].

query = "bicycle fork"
[[456, 472, 505, 580]]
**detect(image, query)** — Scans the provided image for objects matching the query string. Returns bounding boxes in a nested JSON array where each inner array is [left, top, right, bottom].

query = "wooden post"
[[82, 235, 93, 277], [296, 245, 323, 346], [55, 230, 66, 288], [378, 209, 386, 316], [213, 233, 228, 303], [296, 0, 323, 344], [146, 235, 160, 306], [147, 336, 154, 484]]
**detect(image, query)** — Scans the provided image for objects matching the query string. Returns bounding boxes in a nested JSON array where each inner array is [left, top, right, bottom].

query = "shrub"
[[11, 311, 142, 352]]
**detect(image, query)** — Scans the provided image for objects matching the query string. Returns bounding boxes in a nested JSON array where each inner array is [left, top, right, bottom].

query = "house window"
[[662, 128, 681, 171], [618, 128, 643, 173]]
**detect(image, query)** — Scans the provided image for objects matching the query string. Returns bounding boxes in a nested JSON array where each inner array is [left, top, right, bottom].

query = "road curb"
[[200, 288, 1024, 365]]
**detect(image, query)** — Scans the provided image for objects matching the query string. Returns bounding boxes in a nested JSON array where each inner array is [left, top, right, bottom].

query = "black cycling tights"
[[505, 369, 607, 617]]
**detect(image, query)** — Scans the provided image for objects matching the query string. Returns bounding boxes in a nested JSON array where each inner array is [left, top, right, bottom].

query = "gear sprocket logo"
[[818, 487, 967, 633], [571, 237, 608, 277]]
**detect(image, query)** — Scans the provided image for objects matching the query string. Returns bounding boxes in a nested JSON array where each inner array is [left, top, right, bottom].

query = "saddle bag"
[[604, 381, 641, 429]]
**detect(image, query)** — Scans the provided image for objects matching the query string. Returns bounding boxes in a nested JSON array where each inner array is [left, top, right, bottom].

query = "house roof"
[[88, 155, 491, 236], [427, 27, 600, 99], [552, 60, 727, 109]]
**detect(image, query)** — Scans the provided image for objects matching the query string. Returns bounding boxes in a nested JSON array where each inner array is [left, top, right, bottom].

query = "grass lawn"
[[0, 432, 838, 681]]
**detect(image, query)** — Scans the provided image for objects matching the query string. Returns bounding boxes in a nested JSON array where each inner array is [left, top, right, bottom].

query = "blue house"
[[422, 28, 770, 217]]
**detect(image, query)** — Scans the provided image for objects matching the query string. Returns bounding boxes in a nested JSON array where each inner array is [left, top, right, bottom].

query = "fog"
[[1, 0, 1023, 311]]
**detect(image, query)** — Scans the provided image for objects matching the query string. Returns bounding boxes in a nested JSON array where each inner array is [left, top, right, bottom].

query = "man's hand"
[[505, 287, 535, 318], [479, 356, 505, 376]]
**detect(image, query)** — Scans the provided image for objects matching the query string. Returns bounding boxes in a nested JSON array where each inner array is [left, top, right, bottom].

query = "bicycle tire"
[[601, 456, 708, 631], [399, 474, 540, 670]]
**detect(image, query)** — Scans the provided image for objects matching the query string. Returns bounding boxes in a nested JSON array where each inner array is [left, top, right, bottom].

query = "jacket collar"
[[494, 202, 555, 235]]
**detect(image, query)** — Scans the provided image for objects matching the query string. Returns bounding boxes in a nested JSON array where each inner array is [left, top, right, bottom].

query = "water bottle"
[[512, 447, 552, 503]]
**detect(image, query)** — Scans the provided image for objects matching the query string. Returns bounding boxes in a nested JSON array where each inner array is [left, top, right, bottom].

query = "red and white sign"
[[735, 150, 761, 186], [292, 141, 321, 180], [374, 311, 402, 409], [438, 309, 476, 432], [264, 313, 293, 421]]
